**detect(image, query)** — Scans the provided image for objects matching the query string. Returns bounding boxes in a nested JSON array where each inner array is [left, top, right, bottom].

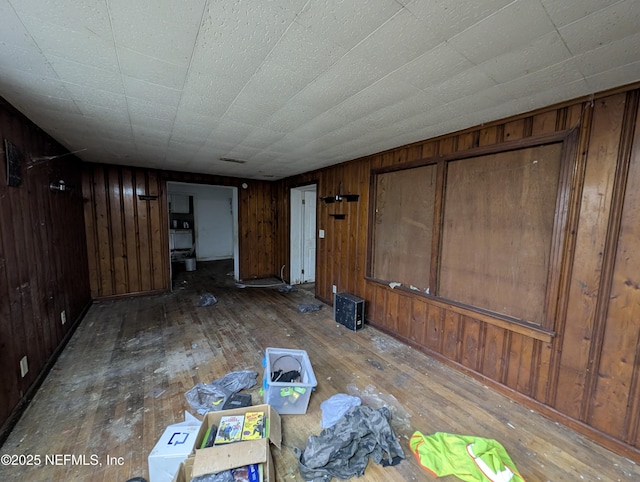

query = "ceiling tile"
[[289, 52, 384, 111], [73, 102, 131, 127], [263, 104, 321, 134], [477, 31, 573, 83], [574, 32, 640, 76], [391, 42, 475, 91], [430, 66, 497, 103], [329, 77, 423, 124], [193, 1, 299, 79], [232, 62, 313, 115], [296, 0, 402, 50], [108, 0, 206, 65], [540, 0, 621, 28], [117, 48, 187, 91], [127, 98, 177, 130], [266, 21, 346, 75], [0, 46, 58, 78], [62, 83, 127, 111], [18, 14, 119, 71], [350, 8, 446, 74], [559, 0, 640, 55], [0, 1, 39, 49], [9, 0, 113, 39], [499, 59, 585, 99], [408, 0, 514, 38], [47, 55, 124, 94], [209, 120, 254, 147], [224, 103, 271, 128], [585, 61, 640, 93], [448, 0, 556, 64], [0, 68, 71, 100], [122, 76, 182, 108]]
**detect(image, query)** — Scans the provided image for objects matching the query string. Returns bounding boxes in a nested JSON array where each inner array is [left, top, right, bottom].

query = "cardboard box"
[[173, 404, 281, 482], [148, 412, 202, 482], [171, 457, 193, 482]]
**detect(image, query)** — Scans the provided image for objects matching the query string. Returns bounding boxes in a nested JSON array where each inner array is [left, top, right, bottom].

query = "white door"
[[290, 185, 317, 284], [302, 190, 316, 282], [195, 195, 234, 261]]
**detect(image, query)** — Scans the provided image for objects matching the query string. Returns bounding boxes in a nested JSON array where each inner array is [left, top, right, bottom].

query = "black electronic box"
[[334, 292, 365, 331]]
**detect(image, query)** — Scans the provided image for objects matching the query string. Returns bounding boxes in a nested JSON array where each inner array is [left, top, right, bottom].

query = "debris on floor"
[[295, 405, 405, 480], [320, 393, 361, 428], [347, 383, 412, 432], [197, 292, 218, 307], [298, 303, 322, 313], [185, 370, 258, 415]]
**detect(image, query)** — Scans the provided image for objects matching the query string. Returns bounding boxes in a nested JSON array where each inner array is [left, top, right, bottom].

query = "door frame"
[[167, 181, 239, 284], [290, 183, 317, 285]]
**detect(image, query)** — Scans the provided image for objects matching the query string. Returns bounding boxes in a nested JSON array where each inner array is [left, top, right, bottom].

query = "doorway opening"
[[167, 181, 239, 287]]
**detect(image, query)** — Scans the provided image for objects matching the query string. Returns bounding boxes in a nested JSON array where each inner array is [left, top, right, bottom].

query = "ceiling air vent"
[[219, 157, 247, 164]]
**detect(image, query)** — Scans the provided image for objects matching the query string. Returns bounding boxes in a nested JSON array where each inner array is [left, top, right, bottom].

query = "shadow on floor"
[[171, 258, 315, 296]]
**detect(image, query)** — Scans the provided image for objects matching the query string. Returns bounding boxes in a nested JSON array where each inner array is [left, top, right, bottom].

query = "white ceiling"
[[1, 0, 639, 180]]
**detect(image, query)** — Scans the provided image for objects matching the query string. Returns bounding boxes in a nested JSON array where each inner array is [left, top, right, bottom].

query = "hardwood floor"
[[1, 260, 638, 481]]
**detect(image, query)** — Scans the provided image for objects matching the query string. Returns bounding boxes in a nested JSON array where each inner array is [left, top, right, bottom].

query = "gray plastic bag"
[[185, 370, 257, 415]]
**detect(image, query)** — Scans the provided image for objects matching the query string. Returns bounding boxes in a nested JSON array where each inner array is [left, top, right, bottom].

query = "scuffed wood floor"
[[1, 260, 639, 481]]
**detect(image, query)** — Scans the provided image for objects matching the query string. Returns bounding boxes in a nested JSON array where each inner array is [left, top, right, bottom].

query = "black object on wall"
[[4, 139, 22, 187]]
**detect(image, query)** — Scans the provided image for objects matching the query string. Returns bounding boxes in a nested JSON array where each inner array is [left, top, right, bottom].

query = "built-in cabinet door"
[[170, 194, 190, 213]]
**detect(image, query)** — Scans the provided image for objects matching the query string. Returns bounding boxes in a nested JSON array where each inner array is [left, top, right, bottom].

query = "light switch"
[[319, 229, 325, 238]]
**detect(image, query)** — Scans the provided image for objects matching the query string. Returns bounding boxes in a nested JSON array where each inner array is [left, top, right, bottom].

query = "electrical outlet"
[[61, 310, 66, 325], [332, 284, 337, 294], [20, 356, 28, 378], [319, 229, 325, 239]]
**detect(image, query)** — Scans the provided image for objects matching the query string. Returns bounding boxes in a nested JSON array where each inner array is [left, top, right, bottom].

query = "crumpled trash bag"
[[295, 405, 404, 481], [320, 393, 362, 428], [278, 284, 296, 293], [191, 471, 234, 482], [298, 303, 322, 313], [185, 370, 258, 415], [198, 293, 218, 307]]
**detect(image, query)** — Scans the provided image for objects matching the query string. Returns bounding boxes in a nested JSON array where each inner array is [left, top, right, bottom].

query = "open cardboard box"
[[173, 404, 281, 482]]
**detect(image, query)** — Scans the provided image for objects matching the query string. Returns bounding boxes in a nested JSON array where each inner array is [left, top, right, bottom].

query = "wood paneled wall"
[[276, 84, 640, 461], [0, 98, 91, 441], [82, 165, 170, 298], [82, 167, 277, 299]]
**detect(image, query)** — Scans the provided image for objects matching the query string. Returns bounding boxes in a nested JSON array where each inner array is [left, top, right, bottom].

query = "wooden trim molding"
[[366, 278, 554, 342]]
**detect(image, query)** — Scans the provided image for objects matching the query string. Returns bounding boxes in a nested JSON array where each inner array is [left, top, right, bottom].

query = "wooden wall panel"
[[0, 98, 91, 440], [409, 297, 427, 346], [83, 168, 277, 298], [424, 303, 443, 352], [385, 290, 399, 333], [275, 84, 640, 460], [460, 316, 481, 371], [442, 311, 460, 360], [554, 94, 627, 418], [482, 324, 507, 382], [135, 171, 153, 292], [83, 165, 170, 298], [588, 96, 640, 441]]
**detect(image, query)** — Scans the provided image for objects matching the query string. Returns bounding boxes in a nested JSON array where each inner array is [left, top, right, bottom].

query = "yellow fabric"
[[409, 431, 526, 482]]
